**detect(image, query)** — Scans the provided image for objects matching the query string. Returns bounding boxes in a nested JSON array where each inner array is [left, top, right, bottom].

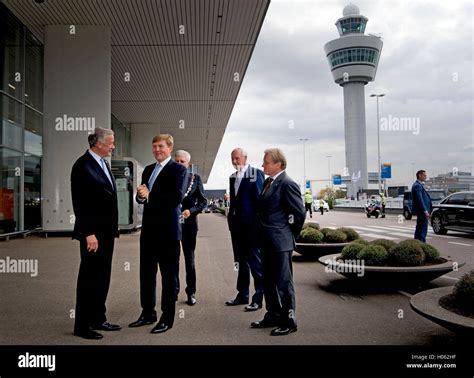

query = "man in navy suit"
[[411, 169, 432, 242], [128, 134, 187, 334], [174, 150, 207, 306], [251, 148, 305, 336], [226, 148, 265, 311], [71, 127, 121, 340]]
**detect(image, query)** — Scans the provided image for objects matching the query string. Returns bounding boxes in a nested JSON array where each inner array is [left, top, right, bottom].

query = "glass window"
[[0, 147, 21, 232], [464, 193, 474, 204], [446, 193, 465, 205], [25, 30, 43, 111], [0, 94, 23, 150], [24, 107, 42, 156], [0, 5, 24, 99], [24, 154, 41, 229]]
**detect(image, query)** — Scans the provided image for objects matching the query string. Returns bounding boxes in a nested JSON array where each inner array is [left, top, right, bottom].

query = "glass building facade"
[[0, 4, 43, 233], [0, 4, 131, 234], [328, 47, 379, 69]]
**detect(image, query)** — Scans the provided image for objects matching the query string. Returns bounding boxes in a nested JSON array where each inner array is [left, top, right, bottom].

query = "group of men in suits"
[[226, 148, 305, 336], [71, 130, 207, 339], [71, 128, 305, 339]]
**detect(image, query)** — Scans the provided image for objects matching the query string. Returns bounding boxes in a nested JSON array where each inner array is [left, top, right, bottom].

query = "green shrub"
[[319, 228, 331, 236], [303, 222, 320, 230], [453, 270, 474, 306], [297, 228, 324, 243], [418, 242, 441, 263], [337, 227, 359, 242], [341, 243, 365, 260], [356, 245, 388, 266], [323, 229, 347, 243], [371, 239, 397, 252], [351, 239, 370, 246], [389, 240, 425, 266]]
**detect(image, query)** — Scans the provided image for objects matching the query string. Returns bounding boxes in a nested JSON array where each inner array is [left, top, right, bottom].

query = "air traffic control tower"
[[324, 3, 382, 198]]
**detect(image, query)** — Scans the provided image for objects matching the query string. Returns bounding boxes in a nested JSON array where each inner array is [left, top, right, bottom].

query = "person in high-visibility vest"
[[319, 199, 324, 215], [380, 192, 386, 218], [304, 190, 313, 218]]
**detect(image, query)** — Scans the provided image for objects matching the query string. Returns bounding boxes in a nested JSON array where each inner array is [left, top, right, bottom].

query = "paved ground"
[[0, 211, 471, 345]]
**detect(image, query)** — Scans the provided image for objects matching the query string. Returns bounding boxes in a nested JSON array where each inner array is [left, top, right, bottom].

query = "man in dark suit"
[[226, 148, 265, 311], [174, 150, 207, 306], [71, 127, 121, 340], [251, 148, 305, 336], [411, 169, 432, 242], [128, 134, 187, 334]]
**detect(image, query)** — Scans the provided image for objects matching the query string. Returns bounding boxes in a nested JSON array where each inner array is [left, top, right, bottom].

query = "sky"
[[204, 0, 473, 193]]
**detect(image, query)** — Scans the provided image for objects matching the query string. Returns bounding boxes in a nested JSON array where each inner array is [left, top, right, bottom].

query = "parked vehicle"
[[312, 199, 329, 212], [431, 191, 474, 235], [402, 189, 446, 220], [365, 201, 382, 218]]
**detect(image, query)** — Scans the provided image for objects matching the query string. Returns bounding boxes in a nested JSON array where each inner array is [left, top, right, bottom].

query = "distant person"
[[319, 200, 324, 215], [129, 134, 187, 334], [251, 148, 305, 336], [226, 148, 265, 311], [411, 170, 432, 242], [174, 150, 207, 306], [71, 127, 120, 340], [303, 190, 313, 218], [380, 192, 386, 218]]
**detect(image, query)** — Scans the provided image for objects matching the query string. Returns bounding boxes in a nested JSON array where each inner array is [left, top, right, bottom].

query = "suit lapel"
[[264, 171, 285, 199], [85, 151, 115, 193], [150, 159, 172, 193]]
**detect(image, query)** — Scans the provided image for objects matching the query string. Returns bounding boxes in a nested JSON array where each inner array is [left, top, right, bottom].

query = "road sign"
[[381, 164, 392, 179], [333, 174, 342, 185], [305, 180, 311, 189]]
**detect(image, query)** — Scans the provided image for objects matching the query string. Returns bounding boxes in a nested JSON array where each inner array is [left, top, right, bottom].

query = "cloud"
[[205, 0, 473, 192]]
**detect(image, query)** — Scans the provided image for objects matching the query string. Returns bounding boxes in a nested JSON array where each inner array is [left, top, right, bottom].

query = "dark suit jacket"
[[228, 166, 264, 232], [411, 180, 432, 215], [257, 171, 306, 252], [182, 172, 207, 230], [71, 150, 118, 240], [137, 159, 187, 241]]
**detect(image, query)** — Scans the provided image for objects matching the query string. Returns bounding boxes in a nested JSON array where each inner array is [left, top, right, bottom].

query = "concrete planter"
[[318, 253, 464, 283], [294, 242, 349, 261], [410, 287, 474, 335]]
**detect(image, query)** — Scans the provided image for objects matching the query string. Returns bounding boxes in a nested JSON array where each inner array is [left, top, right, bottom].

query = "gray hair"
[[264, 148, 287, 170], [88, 127, 114, 148], [175, 149, 191, 162], [231, 147, 248, 158]]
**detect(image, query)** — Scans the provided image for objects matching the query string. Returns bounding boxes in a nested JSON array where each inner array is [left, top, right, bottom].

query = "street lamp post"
[[299, 138, 309, 191], [326, 155, 332, 188], [370, 93, 385, 194]]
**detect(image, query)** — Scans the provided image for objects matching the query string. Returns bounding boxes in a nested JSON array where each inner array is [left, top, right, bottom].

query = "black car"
[[431, 191, 474, 235]]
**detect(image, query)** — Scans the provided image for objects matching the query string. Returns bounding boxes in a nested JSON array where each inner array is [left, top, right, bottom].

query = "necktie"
[[234, 170, 243, 195], [262, 178, 273, 195], [100, 158, 113, 186], [148, 163, 162, 191]]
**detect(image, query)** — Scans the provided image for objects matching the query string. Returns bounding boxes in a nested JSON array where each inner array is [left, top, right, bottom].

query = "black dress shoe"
[[245, 303, 262, 311], [225, 297, 249, 306], [250, 319, 279, 328], [128, 315, 157, 328], [270, 326, 297, 336], [150, 323, 171, 334], [74, 327, 103, 340], [92, 322, 121, 331], [186, 294, 196, 306]]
